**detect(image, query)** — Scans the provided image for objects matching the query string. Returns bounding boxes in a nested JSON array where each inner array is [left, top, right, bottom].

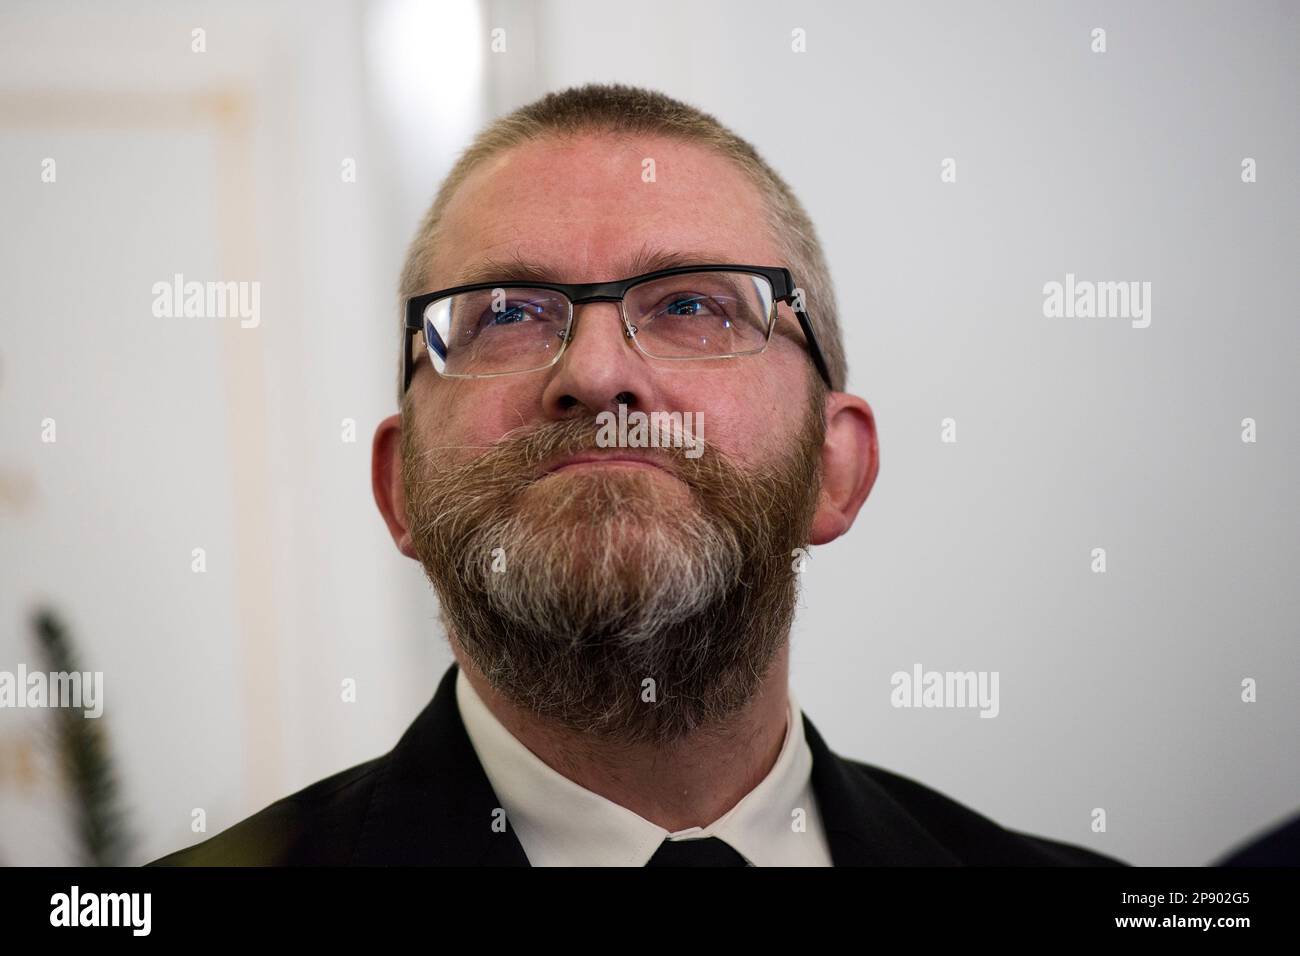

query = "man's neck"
[[453, 646, 792, 833]]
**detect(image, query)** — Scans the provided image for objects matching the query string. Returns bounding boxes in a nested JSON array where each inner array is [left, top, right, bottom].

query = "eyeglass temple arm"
[[403, 323, 447, 393], [403, 327, 421, 393], [790, 303, 834, 390]]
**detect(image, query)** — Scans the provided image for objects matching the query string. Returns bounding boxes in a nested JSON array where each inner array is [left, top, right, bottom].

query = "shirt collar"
[[455, 666, 817, 866]]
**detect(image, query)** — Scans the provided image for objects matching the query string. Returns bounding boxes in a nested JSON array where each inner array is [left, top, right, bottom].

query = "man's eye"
[[656, 294, 724, 318], [484, 302, 542, 327]]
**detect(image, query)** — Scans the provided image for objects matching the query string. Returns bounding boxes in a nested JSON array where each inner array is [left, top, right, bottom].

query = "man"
[[152, 83, 1124, 867]]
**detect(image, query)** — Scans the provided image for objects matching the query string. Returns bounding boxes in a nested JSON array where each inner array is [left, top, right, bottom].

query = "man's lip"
[[542, 452, 674, 475]]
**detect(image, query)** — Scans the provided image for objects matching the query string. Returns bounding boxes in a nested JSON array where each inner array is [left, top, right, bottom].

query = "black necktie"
[[645, 836, 749, 866]]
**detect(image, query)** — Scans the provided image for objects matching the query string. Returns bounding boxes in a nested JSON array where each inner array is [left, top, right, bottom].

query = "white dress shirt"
[[455, 667, 834, 866]]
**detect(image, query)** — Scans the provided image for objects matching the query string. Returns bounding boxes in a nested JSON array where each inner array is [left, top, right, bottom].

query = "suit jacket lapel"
[[802, 712, 959, 865], [352, 663, 530, 865]]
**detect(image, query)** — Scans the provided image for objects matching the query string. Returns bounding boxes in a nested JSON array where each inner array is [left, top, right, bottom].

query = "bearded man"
[[152, 83, 1124, 867]]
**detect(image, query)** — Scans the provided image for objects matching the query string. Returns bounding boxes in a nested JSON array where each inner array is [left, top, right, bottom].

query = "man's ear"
[[809, 391, 879, 546], [372, 413, 419, 559]]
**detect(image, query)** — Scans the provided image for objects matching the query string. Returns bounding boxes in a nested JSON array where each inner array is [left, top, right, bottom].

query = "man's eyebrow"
[[447, 245, 743, 287]]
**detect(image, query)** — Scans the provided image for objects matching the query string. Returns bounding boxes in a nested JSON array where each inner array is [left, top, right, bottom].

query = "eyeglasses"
[[401, 264, 833, 391]]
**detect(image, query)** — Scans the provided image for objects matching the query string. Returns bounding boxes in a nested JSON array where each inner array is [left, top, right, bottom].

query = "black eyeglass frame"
[[401, 264, 833, 392]]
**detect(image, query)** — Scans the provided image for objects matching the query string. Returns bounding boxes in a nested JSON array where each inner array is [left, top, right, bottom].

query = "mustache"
[[406, 415, 721, 489]]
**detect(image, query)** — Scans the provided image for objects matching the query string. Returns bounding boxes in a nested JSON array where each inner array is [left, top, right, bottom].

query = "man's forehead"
[[427, 133, 780, 289]]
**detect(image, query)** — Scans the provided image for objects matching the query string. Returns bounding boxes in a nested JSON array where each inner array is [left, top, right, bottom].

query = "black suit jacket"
[[150, 663, 1125, 866]]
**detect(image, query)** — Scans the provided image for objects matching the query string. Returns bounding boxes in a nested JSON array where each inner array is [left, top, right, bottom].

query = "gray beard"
[[402, 409, 823, 746]]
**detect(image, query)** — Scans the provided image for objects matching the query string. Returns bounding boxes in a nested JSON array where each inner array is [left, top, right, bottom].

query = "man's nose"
[[540, 300, 655, 416]]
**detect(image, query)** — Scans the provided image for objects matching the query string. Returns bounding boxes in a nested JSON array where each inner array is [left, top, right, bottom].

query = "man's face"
[[391, 133, 834, 744]]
